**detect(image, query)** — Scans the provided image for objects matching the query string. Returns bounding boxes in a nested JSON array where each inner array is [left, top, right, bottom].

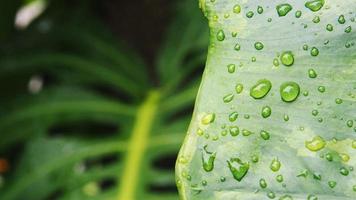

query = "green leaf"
[[177, 0, 356, 199]]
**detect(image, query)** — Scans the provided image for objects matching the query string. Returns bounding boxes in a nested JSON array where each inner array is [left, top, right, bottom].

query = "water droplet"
[[260, 130, 270, 140], [313, 173, 321, 180], [312, 16, 320, 23], [250, 79, 272, 99], [335, 98, 343, 104], [273, 58, 280, 66], [234, 43, 241, 51], [221, 130, 228, 136], [246, 11, 254, 18], [261, 106, 272, 118], [347, 120, 354, 128], [255, 42, 264, 50], [202, 113, 215, 125], [276, 4, 293, 17], [340, 167, 349, 176], [338, 15, 346, 24], [295, 10, 302, 18], [270, 158, 281, 172], [197, 128, 204, 136], [308, 69, 317, 78], [220, 176, 226, 182], [276, 174, 284, 182], [283, 114, 289, 121], [201, 180, 207, 186], [297, 169, 309, 178], [232, 32, 238, 37], [227, 64, 236, 73], [328, 181, 337, 188], [242, 129, 253, 136], [280, 82, 300, 102], [310, 47, 319, 56], [326, 24, 333, 31], [267, 191, 276, 199], [340, 153, 350, 162], [229, 112, 239, 122], [223, 94, 234, 103], [257, 6, 264, 14], [317, 86, 325, 93], [251, 155, 259, 163], [267, 18, 272, 22], [303, 44, 309, 51], [233, 4, 241, 14], [325, 153, 333, 161], [259, 178, 267, 188], [312, 109, 319, 116], [353, 185, 356, 192], [305, 0, 325, 12], [345, 26, 352, 33], [251, 57, 256, 62], [229, 126, 240, 136], [217, 30, 225, 41], [280, 51, 294, 66], [202, 145, 216, 172], [227, 158, 249, 182], [235, 83, 244, 94], [279, 195, 292, 200], [305, 136, 326, 152]]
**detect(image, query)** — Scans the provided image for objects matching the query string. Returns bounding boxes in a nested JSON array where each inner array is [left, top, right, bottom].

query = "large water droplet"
[[202, 145, 216, 172], [280, 51, 294, 66], [305, 0, 325, 12], [276, 4, 293, 17], [250, 79, 272, 99], [305, 136, 326, 152], [227, 158, 249, 182], [280, 82, 300, 102]]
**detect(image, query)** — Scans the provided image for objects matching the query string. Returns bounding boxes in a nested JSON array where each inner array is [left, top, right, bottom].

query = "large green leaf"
[[176, 0, 356, 199]]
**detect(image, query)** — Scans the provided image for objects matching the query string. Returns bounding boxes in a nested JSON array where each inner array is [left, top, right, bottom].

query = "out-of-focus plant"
[[0, 0, 208, 199], [177, 0, 356, 199]]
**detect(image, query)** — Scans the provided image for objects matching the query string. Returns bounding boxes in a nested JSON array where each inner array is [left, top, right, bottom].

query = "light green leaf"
[[177, 0, 356, 199]]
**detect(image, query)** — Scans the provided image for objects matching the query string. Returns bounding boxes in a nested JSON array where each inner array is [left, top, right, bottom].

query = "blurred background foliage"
[[0, 0, 208, 199]]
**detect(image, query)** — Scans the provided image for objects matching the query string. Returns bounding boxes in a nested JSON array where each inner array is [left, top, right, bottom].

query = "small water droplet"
[[227, 64, 236, 73], [276, 4, 293, 17], [347, 120, 354, 128], [201, 180, 207, 186], [267, 191, 276, 199], [273, 58, 280, 66], [283, 114, 289, 121], [255, 42, 264, 50], [257, 6, 264, 14], [202, 113, 215, 125], [259, 178, 267, 188], [308, 69, 317, 78], [234, 43, 241, 51], [338, 15, 346, 24], [295, 10, 302, 18], [328, 181, 337, 188], [235, 83, 244, 94], [261, 106, 272, 118], [217, 30, 225, 41], [242, 129, 253, 136], [326, 24, 333, 31], [325, 153, 333, 161], [340, 153, 350, 162], [202, 145, 216, 172], [303, 44, 309, 51], [229, 126, 240, 136], [276, 174, 284, 182], [233, 4, 241, 14], [246, 11, 254, 18], [312, 16, 320, 23], [317, 86, 325, 93], [335, 98, 343, 104], [280, 51, 294, 66], [305, 0, 325, 12], [270, 158, 281, 172], [260, 130, 270, 140], [307, 194, 318, 200], [250, 79, 272, 99], [345, 26, 352, 33], [312, 109, 319, 116], [340, 167, 349, 176], [310, 47, 319, 56], [223, 94, 234, 103], [251, 155, 259, 163], [280, 82, 300, 102], [279, 195, 292, 200], [229, 112, 239, 122], [305, 136, 326, 152]]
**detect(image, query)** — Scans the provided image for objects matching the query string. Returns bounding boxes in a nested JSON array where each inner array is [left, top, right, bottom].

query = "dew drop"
[[227, 158, 249, 182], [312, 16, 320, 23], [235, 83, 244, 94], [276, 174, 284, 182], [307, 194, 318, 200], [345, 26, 352, 33], [270, 158, 281, 172], [250, 79, 272, 99], [251, 155, 259, 163], [229, 126, 240, 136], [246, 11, 254, 18], [233, 4, 241, 14], [325, 153, 333, 161], [202, 145, 216, 172], [257, 6, 264, 14], [303, 44, 309, 51], [242, 129, 253, 136], [227, 64, 236, 73], [305, 0, 325, 12], [261, 106, 272, 118], [280, 51, 294, 66], [295, 10, 302, 18], [273, 58, 280, 66], [310, 47, 319, 56], [347, 120, 354, 128], [217, 30, 225, 41], [279, 195, 292, 200], [312, 109, 319, 116], [229, 112, 239, 122], [280, 82, 300, 102], [202, 113, 215, 125], [223, 93, 234, 103], [197, 128, 204, 136], [335, 98, 343, 104], [276, 4, 293, 17], [259, 178, 267, 188], [305, 136, 326, 152], [328, 181, 337, 188], [338, 15, 346, 24], [255, 42, 264, 50], [326, 24, 333, 31], [267, 191, 276, 199], [340, 167, 349, 176], [308, 69, 317, 78], [234, 43, 241, 51], [201, 180, 207, 186], [260, 130, 270, 140], [317, 86, 325, 93]]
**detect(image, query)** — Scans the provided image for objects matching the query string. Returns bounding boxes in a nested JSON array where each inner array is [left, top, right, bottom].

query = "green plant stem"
[[117, 90, 160, 200]]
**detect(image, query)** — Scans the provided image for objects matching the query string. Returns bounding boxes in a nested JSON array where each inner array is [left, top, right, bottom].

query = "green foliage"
[[0, 0, 209, 199], [177, 0, 356, 199]]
